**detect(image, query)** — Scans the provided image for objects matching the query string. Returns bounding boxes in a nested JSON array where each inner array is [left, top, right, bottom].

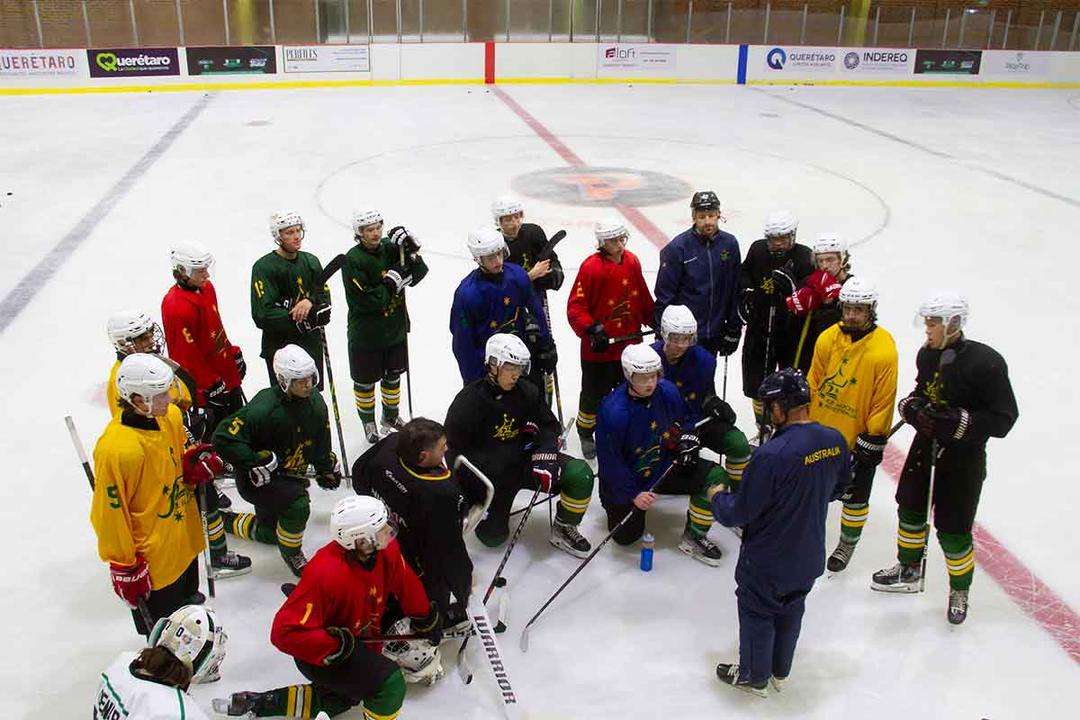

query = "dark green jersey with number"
[[213, 386, 334, 476], [343, 240, 428, 350], [250, 250, 331, 361]]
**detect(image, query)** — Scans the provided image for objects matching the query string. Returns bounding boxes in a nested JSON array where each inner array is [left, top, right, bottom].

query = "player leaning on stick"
[[783, 233, 850, 369], [343, 209, 428, 444], [871, 291, 1017, 625], [806, 278, 898, 572], [252, 210, 332, 390], [91, 354, 227, 636]]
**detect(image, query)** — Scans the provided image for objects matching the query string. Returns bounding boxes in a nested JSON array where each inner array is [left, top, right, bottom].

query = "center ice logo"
[[512, 166, 690, 208]]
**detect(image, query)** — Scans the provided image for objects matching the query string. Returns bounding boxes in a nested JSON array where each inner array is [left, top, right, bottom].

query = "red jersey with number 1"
[[161, 280, 241, 404]]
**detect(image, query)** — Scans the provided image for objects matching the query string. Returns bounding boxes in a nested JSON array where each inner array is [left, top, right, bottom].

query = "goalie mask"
[[382, 617, 444, 686]]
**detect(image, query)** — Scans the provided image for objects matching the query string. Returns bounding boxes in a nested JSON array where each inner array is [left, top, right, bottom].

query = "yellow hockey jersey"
[[90, 404, 205, 590], [808, 323, 898, 448], [106, 358, 193, 419]]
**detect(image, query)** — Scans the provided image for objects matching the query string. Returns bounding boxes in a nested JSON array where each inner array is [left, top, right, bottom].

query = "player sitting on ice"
[[94, 605, 227, 719], [213, 345, 342, 577], [444, 333, 595, 557], [214, 496, 442, 718], [595, 344, 729, 566]]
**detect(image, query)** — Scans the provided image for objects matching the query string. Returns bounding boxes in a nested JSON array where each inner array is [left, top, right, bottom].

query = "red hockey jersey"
[[567, 249, 655, 362], [161, 280, 241, 404]]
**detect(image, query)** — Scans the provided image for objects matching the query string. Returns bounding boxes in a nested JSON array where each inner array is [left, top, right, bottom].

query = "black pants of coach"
[[735, 567, 814, 685], [131, 558, 199, 637]]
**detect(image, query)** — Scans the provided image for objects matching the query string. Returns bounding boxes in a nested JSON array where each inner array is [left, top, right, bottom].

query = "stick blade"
[[519, 625, 531, 653]]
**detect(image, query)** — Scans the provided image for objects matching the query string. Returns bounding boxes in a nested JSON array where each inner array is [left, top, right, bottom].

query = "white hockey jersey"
[[94, 652, 209, 720]]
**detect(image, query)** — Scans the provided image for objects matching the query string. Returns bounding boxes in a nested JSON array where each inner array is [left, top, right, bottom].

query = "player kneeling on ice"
[[353, 417, 476, 634], [214, 496, 442, 719], [654, 305, 752, 492], [213, 345, 342, 578], [595, 344, 729, 566], [709, 369, 850, 697], [95, 605, 227, 719], [445, 333, 596, 557]]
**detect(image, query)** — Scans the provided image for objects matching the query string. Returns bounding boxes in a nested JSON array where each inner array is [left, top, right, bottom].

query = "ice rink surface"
[[1, 82, 1078, 718]]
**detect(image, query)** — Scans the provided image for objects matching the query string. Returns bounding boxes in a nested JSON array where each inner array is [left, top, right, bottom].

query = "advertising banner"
[[764, 47, 837, 73], [914, 50, 981, 75], [597, 44, 677, 75], [186, 46, 276, 75], [980, 50, 1051, 76], [87, 48, 179, 78], [283, 45, 370, 73], [839, 48, 913, 75], [0, 49, 82, 76]]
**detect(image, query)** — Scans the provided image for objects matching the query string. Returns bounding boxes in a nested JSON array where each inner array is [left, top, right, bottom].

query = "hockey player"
[[567, 219, 655, 459], [595, 344, 727, 565], [807, 278, 898, 572], [739, 210, 814, 436], [213, 345, 342, 577], [161, 241, 246, 437], [450, 225, 557, 388], [784, 233, 849, 369], [251, 210, 332, 390], [444, 334, 595, 557], [872, 291, 1017, 624], [94, 605, 226, 719], [654, 191, 742, 358], [214, 495, 441, 718], [653, 305, 752, 492], [344, 209, 428, 443], [352, 417, 474, 631], [91, 354, 225, 635], [710, 369, 850, 697]]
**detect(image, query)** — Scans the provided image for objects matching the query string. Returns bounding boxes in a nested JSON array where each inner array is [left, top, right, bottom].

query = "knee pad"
[[560, 459, 595, 496]]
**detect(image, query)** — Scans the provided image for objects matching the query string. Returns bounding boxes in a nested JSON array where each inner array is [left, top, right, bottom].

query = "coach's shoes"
[[715, 663, 768, 698]]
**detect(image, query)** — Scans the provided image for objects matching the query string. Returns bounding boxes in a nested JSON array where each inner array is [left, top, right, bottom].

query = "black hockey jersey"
[[504, 223, 564, 294]]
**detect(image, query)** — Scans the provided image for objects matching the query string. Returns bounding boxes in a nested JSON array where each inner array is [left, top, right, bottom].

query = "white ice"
[[1, 84, 1077, 718]]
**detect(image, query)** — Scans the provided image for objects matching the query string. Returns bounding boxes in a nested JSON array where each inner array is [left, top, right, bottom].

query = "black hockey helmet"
[[690, 190, 721, 212], [758, 368, 811, 412]]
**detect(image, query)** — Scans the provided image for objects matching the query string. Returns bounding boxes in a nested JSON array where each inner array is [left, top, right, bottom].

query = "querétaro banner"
[[914, 50, 982, 75], [186, 46, 276, 75], [0, 49, 81, 76], [87, 48, 180, 78]]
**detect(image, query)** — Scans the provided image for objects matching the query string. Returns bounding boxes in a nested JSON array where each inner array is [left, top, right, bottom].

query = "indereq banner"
[[839, 48, 913, 75], [0, 49, 82, 76], [87, 48, 180, 78]]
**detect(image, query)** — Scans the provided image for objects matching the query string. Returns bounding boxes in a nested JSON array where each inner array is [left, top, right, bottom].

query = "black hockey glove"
[[701, 395, 737, 427], [927, 406, 971, 445], [410, 602, 443, 646], [388, 225, 422, 257], [205, 380, 230, 409], [771, 268, 797, 297], [296, 302, 331, 332], [674, 432, 701, 467], [249, 450, 278, 488], [715, 323, 741, 356], [737, 288, 756, 324], [535, 340, 558, 373], [234, 349, 247, 380], [898, 395, 935, 436], [535, 265, 565, 293], [853, 433, 887, 467], [531, 451, 560, 492], [587, 322, 609, 353], [316, 453, 342, 490], [323, 627, 355, 667], [382, 266, 408, 295], [523, 311, 543, 347]]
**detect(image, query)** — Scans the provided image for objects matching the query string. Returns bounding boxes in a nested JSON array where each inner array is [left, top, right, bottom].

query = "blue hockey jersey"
[[654, 227, 742, 342], [652, 340, 717, 423]]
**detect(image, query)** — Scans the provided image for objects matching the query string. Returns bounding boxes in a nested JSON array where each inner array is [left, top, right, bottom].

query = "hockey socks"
[[206, 508, 228, 555], [721, 428, 752, 492], [839, 502, 870, 544], [354, 382, 376, 423], [939, 531, 975, 590], [218, 678, 403, 719], [380, 375, 402, 421], [895, 507, 929, 565], [555, 458, 593, 525], [222, 511, 276, 545]]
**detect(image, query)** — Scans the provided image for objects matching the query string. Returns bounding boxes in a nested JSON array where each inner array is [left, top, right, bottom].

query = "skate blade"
[[548, 537, 590, 559], [678, 542, 722, 567], [209, 565, 252, 581], [870, 582, 920, 594]]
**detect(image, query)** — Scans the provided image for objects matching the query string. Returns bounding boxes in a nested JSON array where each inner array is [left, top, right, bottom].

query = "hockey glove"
[[771, 268, 797, 297], [312, 302, 331, 327], [853, 433, 887, 467], [323, 627, 355, 667], [316, 452, 342, 490], [898, 395, 934, 436], [388, 225, 422, 256], [673, 432, 701, 467], [205, 380, 230, 409], [701, 395, 737, 427], [535, 340, 558, 373], [737, 288, 756, 324], [716, 323, 742, 356], [234, 349, 247, 380], [531, 451, 560, 493], [535, 265, 565, 293], [110, 557, 151, 608], [382, 266, 409, 296], [927, 406, 971, 445], [249, 450, 278, 487], [183, 443, 224, 486], [520, 420, 540, 449], [587, 322, 609, 353], [806, 269, 842, 303], [410, 602, 443, 646]]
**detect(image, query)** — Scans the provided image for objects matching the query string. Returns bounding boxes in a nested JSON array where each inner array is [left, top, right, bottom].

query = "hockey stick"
[[399, 243, 414, 419], [520, 416, 714, 651], [320, 328, 350, 480], [722, 356, 729, 402], [65, 416, 155, 631], [541, 294, 564, 428], [196, 484, 216, 599], [607, 328, 656, 346], [319, 253, 347, 286], [758, 305, 777, 445], [535, 229, 567, 262], [793, 310, 814, 369], [464, 592, 523, 719]]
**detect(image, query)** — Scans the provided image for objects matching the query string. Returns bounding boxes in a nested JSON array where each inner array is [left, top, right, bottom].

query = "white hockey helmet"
[[149, 604, 227, 685], [106, 310, 164, 355], [919, 290, 968, 333], [116, 353, 177, 414], [763, 210, 799, 238], [382, 616, 444, 686], [485, 333, 531, 375], [467, 226, 508, 262], [621, 343, 663, 381], [838, 277, 878, 308], [490, 195, 524, 221], [594, 219, 629, 247], [170, 241, 214, 278], [660, 305, 698, 344], [273, 344, 319, 393], [813, 233, 846, 257], [330, 495, 391, 553], [352, 209, 384, 236], [269, 210, 305, 243]]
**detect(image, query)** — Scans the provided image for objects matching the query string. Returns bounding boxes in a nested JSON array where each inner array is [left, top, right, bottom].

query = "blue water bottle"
[[640, 532, 654, 572]]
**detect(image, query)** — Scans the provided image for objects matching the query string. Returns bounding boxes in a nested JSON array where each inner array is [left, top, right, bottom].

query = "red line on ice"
[[882, 443, 1080, 664], [492, 86, 670, 249]]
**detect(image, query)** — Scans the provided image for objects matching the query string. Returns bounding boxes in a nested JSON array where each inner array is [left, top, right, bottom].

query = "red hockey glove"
[[183, 443, 224, 486], [110, 557, 151, 608], [530, 451, 560, 493]]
